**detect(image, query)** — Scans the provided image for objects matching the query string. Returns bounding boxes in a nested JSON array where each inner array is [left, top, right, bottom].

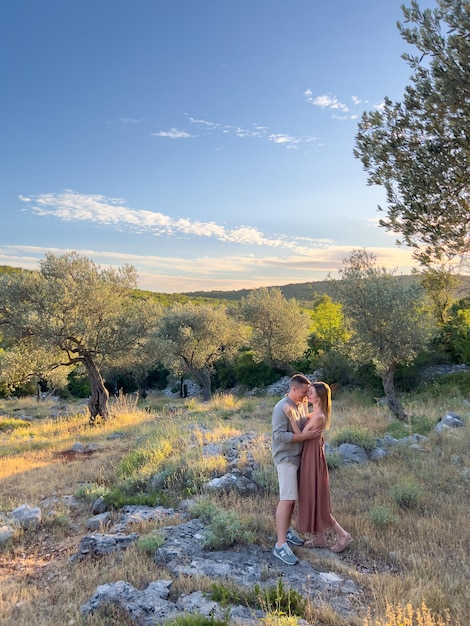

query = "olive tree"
[[157, 302, 247, 401], [331, 250, 435, 420], [240, 288, 311, 370], [354, 0, 470, 268], [0, 252, 158, 422]]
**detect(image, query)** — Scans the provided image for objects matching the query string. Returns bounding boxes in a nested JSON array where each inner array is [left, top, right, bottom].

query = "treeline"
[[1, 254, 470, 424]]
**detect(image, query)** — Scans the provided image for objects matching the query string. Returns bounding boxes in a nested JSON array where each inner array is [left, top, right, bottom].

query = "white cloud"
[[19, 191, 318, 252], [351, 96, 361, 105], [306, 93, 349, 112], [268, 134, 300, 145], [151, 128, 193, 138]]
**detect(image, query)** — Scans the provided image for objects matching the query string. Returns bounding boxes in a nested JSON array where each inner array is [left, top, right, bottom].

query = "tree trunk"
[[382, 362, 407, 421], [82, 355, 109, 424], [185, 364, 212, 402], [201, 371, 211, 402]]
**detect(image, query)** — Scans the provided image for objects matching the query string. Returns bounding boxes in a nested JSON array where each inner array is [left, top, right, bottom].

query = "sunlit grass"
[[0, 389, 468, 625]]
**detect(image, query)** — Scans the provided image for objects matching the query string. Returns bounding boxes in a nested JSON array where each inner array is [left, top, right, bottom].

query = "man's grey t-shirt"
[[272, 397, 306, 467]]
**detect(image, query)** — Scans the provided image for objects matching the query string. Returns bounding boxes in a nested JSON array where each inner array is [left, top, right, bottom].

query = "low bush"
[[329, 425, 376, 451], [368, 505, 399, 528], [390, 479, 423, 510]]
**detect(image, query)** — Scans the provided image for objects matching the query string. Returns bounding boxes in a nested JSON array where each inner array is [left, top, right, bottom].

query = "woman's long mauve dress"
[[297, 432, 334, 533]]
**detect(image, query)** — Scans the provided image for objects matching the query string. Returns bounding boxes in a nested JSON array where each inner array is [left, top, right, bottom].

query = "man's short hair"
[[289, 373, 310, 388]]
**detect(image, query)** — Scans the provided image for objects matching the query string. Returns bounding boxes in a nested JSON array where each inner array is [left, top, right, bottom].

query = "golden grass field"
[[0, 389, 468, 626]]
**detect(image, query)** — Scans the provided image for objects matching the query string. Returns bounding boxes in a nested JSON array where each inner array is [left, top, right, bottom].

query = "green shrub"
[[390, 479, 423, 510], [192, 500, 256, 549], [368, 505, 399, 528], [409, 414, 438, 435], [251, 465, 278, 495], [74, 482, 109, 501], [258, 579, 307, 618], [384, 421, 410, 439], [325, 451, 343, 470], [329, 426, 376, 451], [210, 581, 254, 607], [67, 367, 91, 398], [137, 531, 164, 554], [210, 580, 306, 620], [313, 350, 354, 387], [234, 351, 280, 388], [415, 370, 470, 400]]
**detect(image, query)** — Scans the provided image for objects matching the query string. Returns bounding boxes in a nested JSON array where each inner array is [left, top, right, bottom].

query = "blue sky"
[[1, 0, 436, 293]]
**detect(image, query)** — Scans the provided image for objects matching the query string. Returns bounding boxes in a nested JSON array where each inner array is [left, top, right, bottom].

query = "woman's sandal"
[[304, 538, 327, 548], [330, 533, 353, 553]]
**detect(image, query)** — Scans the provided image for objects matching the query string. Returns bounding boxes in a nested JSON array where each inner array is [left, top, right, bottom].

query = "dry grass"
[[0, 390, 468, 626]]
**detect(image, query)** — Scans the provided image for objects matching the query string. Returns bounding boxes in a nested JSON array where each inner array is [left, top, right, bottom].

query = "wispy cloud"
[[151, 128, 194, 139], [119, 117, 145, 125], [176, 115, 316, 147], [0, 243, 417, 293], [304, 90, 370, 120], [19, 191, 328, 253]]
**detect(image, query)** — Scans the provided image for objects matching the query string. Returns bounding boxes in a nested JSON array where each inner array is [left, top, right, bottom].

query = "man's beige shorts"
[[276, 462, 298, 501]]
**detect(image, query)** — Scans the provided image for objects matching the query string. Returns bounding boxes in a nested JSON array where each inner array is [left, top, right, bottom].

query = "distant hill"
[[181, 277, 419, 305], [2, 265, 470, 305], [180, 281, 333, 305]]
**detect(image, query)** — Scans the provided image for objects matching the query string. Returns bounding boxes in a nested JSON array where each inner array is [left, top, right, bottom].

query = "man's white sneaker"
[[286, 527, 304, 546], [273, 542, 299, 565]]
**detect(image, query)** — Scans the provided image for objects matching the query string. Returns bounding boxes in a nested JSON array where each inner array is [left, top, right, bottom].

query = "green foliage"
[[414, 370, 470, 401], [157, 302, 247, 401], [103, 485, 159, 509], [191, 500, 256, 549], [390, 479, 423, 510], [329, 426, 376, 452], [331, 250, 436, 419], [386, 413, 437, 438], [240, 288, 310, 368], [251, 464, 278, 494], [312, 350, 354, 387], [384, 421, 410, 439], [332, 251, 435, 372], [210, 579, 307, 620], [354, 1, 470, 268], [307, 296, 350, 353], [73, 482, 109, 501], [234, 351, 280, 388], [325, 451, 343, 470], [210, 581, 254, 607], [258, 579, 307, 619], [438, 299, 470, 363], [368, 505, 399, 528], [117, 439, 175, 479], [136, 531, 164, 554], [0, 252, 161, 421], [67, 367, 91, 398]]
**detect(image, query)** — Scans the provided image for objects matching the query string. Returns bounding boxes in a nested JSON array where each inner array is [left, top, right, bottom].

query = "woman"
[[285, 381, 352, 552]]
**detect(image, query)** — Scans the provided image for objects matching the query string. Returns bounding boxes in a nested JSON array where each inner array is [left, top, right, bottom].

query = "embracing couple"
[[272, 373, 352, 565]]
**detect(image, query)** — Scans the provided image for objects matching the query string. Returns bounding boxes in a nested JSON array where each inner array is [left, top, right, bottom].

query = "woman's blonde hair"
[[311, 381, 332, 430]]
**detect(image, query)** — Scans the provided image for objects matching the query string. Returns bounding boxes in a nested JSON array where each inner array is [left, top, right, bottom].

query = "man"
[[272, 373, 321, 565]]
